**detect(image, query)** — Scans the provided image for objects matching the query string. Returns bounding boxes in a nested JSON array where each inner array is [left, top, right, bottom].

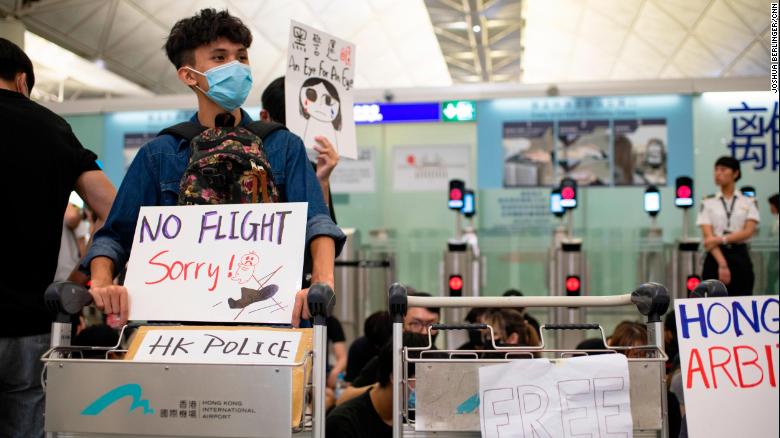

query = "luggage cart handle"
[[388, 282, 408, 323], [307, 283, 334, 438], [630, 282, 670, 323], [690, 279, 728, 298], [542, 323, 602, 330], [430, 323, 488, 331], [45, 281, 93, 323], [307, 283, 335, 326]]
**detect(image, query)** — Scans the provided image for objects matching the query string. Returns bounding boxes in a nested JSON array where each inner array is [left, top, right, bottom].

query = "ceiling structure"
[[520, 0, 773, 83], [426, 0, 523, 83], [0, 0, 772, 102]]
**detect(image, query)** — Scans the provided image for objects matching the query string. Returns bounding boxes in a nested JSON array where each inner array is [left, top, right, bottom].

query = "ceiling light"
[[472, 25, 481, 33], [25, 32, 154, 97]]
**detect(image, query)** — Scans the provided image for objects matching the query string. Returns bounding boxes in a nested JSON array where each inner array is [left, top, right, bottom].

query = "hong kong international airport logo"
[[81, 383, 155, 416]]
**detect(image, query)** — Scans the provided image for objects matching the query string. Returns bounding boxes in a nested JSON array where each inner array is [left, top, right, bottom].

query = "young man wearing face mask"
[[82, 9, 345, 327]]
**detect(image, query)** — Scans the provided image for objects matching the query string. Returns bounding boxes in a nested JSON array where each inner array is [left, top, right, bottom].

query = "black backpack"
[[159, 121, 286, 205]]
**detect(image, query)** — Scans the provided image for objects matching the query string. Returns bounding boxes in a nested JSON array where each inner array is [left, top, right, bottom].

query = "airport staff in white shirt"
[[696, 156, 760, 296]]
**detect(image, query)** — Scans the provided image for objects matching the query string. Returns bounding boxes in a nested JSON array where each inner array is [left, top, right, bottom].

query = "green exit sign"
[[441, 100, 476, 122]]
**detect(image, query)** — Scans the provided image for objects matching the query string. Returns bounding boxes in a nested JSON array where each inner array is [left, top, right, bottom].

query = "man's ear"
[[16, 72, 29, 97], [177, 66, 199, 88], [506, 332, 520, 345], [260, 109, 270, 122]]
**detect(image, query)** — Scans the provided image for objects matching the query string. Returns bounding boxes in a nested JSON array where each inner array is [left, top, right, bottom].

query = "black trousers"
[[702, 244, 754, 296]]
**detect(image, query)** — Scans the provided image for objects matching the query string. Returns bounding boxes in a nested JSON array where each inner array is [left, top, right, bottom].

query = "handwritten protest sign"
[[675, 296, 779, 438], [124, 203, 307, 324], [478, 354, 633, 438], [285, 20, 357, 159], [125, 327, 306, 365]]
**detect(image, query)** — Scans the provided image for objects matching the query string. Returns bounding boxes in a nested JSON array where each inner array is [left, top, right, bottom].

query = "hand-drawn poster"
[[613, 119, 668, 186], [556, 120, 611, 186], [286, 21, 357, 160], [124, 203, 307, 324], [479, 354, 633, 438], [675, 296, 779, 438], [503, 121, 555, 187]]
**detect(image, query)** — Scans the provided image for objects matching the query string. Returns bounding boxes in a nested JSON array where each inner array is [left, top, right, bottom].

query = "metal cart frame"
[[388, 282, 671, 438], [41, 283, 335, 438]]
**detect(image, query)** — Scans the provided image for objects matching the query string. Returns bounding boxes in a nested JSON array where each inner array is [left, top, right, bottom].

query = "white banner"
[[392, 144, 471, 192], [124, 203, 307, 324], [675, 296, 779, 438], [478, 354, 633, 438], [285, 21, 357, 159], [330, 147, 376, 193]]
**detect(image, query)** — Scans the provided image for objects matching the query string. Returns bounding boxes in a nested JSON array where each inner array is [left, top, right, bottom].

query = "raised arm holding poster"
[[285, 20, 357, 160], [675, 295, 779, 438], [123, 203, 307, 324]]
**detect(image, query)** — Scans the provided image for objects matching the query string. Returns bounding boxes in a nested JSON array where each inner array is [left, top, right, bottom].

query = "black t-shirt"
[[325, 389, 391, 438], [0, 89, 100, 337], [525, 313, 541, 337], [327, 316, 346, 343], [345, 336, 379, 382]]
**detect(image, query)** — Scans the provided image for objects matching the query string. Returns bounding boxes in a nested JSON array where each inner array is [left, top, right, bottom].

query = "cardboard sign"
[[285, 20, 357, 159], [125, 327, 306, 365], [478, 354, 633, 438], [124, 203, 307, 324], [126, 326, 313, 429], [675, 296, 779, 438]]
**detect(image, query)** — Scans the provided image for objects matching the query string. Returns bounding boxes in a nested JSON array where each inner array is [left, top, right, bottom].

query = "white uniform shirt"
[[696, 190, 760, 239]]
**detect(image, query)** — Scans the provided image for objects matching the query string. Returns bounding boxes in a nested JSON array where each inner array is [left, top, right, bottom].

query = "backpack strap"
[[158, 122, 207, 141], [244, 121, 288, 140]]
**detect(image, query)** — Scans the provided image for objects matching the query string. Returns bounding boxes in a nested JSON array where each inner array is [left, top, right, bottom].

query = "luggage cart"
[[388, 282, 671, 438], [40, 282, 335, 438]]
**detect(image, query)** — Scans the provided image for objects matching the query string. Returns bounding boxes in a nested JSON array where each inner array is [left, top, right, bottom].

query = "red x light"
[[449, 275, 464, 296], [686, 275, 701, 294], [565, 275, 581, 295]]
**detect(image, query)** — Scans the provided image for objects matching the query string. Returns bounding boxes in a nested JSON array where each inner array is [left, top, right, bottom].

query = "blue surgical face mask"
[[187, 61, 253, 112]]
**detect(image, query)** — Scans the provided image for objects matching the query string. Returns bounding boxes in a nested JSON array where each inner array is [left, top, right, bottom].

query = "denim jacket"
[[82, 110, 346, 275]]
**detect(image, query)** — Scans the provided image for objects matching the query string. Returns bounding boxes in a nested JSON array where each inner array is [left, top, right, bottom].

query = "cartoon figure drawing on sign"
[[225, 251, 285, 318], [299, 77, 342, 152]]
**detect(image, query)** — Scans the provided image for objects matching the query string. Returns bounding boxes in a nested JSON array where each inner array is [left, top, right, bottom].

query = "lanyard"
[[720, 196, 737, 230]]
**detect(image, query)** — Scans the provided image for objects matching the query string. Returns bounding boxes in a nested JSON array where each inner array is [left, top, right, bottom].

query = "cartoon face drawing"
[[240, 252, 260, 267], [231, 252, 259, 284], [299, 78, 342, 129]]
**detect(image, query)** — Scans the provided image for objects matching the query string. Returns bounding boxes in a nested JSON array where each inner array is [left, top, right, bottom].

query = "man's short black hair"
[[769, 193, 779, 210], [0, 38, 35, 91], [261, 76, 286, 124], [364, 310, 392, 348], [408, 291, 440, 315], [164, 8, 252, 69]]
